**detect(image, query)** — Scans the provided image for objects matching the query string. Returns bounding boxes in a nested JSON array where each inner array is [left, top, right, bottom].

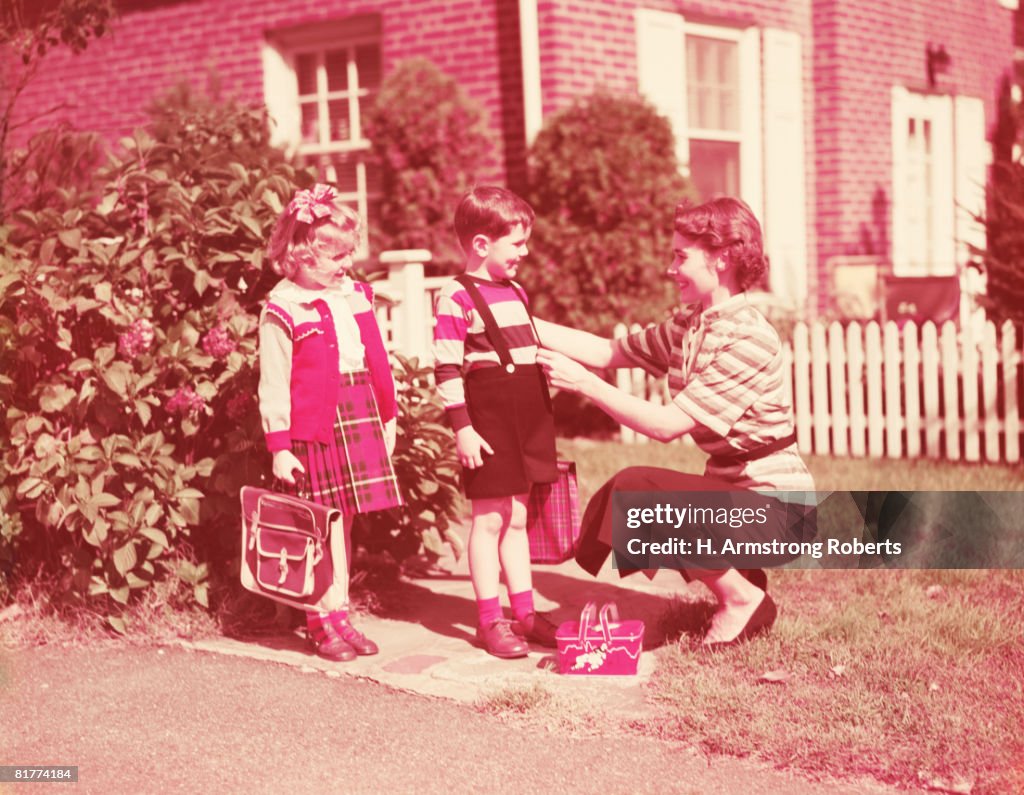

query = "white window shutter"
[[954, 95, 987, 265], [930, 94, 956, 275], [891, 86, 910, 275], [762, 28, 808, 308], [635, 9, 688, 171], [262, 42, 300, 151]]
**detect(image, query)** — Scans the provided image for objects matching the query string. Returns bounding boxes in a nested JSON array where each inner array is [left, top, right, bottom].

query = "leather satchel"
[[239, 486, 348, 612]]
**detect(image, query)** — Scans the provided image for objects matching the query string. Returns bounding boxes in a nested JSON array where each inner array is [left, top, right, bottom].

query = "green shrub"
[[353, 353, 463, 564], [524, 91, 695, 333], [364, 57, 491, 272], [0, 86, 462, 626]]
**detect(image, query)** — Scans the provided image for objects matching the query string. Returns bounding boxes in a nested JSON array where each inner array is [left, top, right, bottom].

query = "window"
[[263, 17, 382, 257], [686, 33, 741, 199], [636, 11, 812, 308], [634, 12, 762, 215], [891, 88, 955, 276]]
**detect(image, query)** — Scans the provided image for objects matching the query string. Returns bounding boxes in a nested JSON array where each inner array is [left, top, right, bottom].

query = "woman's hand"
[[537, 348, 597, 394], [455, 426, 494, 469], [272, 449, 305, 485]]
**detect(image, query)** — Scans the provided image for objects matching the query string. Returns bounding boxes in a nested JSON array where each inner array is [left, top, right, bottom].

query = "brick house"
[[6, 0, 1018, 317]]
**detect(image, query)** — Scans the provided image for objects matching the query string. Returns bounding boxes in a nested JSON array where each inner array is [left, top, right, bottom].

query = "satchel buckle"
[[277, 547, 288, 584]]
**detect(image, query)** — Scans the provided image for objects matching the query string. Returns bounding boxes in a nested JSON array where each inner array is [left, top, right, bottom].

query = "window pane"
[[329, 154, 359, 194], [686, 36, 739, 131], [325, 49, 349, 92], [296, 53, 317, 96], [356, 44, 381, 88], [300, 102, 320, 144], [688, 139, 740, 200], [328, 99, 351, 141], [365, 159, 381, 195]]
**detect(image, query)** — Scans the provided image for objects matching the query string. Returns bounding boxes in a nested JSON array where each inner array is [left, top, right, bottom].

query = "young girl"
[[259, 183, 403, 661], [432, 187, 560, 659], [536, 196, 815, 648]]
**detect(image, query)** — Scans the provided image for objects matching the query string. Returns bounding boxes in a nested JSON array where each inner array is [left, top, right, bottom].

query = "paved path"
[[0, 538, 918, 793], [0, 645, 903, 795]]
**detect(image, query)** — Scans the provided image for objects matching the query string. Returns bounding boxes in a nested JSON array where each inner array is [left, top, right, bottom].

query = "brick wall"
[[813, 0, 1016, 311], [6, 0, 517, 182]]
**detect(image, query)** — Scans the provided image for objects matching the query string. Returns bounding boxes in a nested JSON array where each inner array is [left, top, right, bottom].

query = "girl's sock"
[[306, 610, 333, 643], [477, 596, 503, 627], [509, 590, 535, 622]]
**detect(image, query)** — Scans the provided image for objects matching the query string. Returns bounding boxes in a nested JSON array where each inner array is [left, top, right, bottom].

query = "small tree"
[[976, 76, 1024, 328], [0, 0, 113, 219], [525, 91, 695, 333], [364, 58, 491, 271]]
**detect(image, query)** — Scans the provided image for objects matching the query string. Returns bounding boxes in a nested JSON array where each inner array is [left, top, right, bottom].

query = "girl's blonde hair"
[[267, 184, 361, 278], [674, 196, 768, 291]]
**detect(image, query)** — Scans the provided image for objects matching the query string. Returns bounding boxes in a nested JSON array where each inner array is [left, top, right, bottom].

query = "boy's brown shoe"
[[476, 619, 529, 658], [510, 612, 559, 648]]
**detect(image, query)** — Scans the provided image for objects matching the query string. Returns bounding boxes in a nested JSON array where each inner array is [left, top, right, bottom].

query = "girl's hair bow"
[[287, 183, 338, 224]]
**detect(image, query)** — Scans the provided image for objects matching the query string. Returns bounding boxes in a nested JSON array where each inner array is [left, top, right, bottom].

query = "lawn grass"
[[553, 437, 1024, 793]]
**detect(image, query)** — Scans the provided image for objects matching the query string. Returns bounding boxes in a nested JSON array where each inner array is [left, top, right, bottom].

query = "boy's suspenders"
[[454, 275, 540, 375]]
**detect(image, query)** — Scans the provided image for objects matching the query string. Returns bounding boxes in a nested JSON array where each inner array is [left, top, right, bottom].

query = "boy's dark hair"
[[453, 186, 535, 253], [674, 196, 768, 291]]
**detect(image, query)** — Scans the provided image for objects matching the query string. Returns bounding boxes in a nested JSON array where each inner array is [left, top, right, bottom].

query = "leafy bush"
[[0, 86, 461, 627], [364, 57, 491, 272], [524, 91, 695, 333], [353, 354, 463, 564]]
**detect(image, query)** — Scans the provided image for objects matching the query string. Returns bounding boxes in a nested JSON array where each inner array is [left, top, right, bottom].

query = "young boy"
[[432, 186, 559, 658]]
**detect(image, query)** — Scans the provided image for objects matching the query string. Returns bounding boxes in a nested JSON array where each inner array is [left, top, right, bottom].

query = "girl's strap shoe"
[[308, 624, 357, 662], [332, 616, 380, 656]]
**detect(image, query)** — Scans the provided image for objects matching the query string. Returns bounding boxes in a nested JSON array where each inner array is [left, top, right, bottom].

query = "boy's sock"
[[477, 596, 503, 627], [509, 590, 535, 622]]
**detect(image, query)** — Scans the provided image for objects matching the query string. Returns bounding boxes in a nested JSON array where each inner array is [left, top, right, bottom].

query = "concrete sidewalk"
[[186, 530, 695, 715]]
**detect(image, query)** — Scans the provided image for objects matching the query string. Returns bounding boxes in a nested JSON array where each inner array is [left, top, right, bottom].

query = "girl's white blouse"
[[270, 277, 365, 372]]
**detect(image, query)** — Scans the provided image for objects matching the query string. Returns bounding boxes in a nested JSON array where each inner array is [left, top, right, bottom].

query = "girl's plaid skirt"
[[285, 369, 403, 516]]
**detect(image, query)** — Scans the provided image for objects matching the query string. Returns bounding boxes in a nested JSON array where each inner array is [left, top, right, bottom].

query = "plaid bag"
[[526, 460, 581, 564], [239, 486, 348, 612]]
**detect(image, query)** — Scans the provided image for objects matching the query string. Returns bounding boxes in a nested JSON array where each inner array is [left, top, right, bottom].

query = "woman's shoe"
[[476, 619, 529, 659], [703, 593, 778, 650], [332, 616, 379, 656], [308, 624, 358, 662], [510, 612, 559, 648]]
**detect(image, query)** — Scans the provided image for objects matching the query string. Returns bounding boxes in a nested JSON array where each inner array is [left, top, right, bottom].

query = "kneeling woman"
[[536, 197, 814, 648]]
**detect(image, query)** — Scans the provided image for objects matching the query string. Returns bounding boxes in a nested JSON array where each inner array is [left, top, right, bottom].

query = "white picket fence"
[[614, 319, 1024, 464]]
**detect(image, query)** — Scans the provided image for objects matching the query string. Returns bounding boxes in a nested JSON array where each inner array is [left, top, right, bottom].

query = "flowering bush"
[[0, 89, 294, 624], [0, 85, 463, 627]]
